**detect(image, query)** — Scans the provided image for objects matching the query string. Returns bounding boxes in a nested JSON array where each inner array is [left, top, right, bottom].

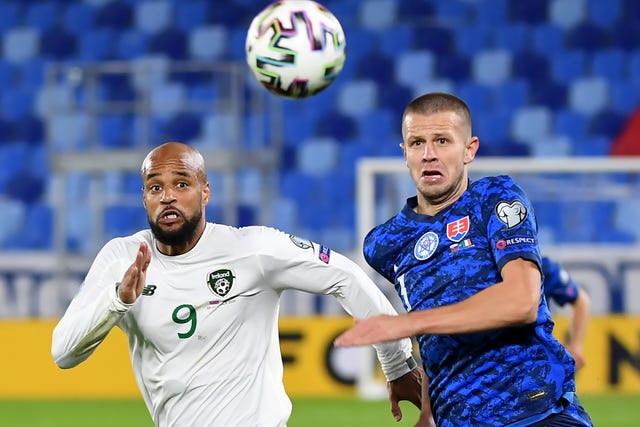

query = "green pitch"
[[0, 395, 637, 426]]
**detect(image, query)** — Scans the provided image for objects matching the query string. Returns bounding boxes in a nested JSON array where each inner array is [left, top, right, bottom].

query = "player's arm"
[[52, 241, 150, 369], [260, 230, 430, 422], [335, 257, 540, 346], [566, 287, 590, 369]]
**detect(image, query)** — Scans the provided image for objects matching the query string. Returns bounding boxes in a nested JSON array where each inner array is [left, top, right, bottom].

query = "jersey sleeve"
[[256, 227, 416, 381], [51, 238, 135, 369], [541, 257, 579, 306], [484, 176, 542, 272]]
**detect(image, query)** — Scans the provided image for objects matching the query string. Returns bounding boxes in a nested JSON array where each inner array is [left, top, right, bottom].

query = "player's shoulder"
[[103, 229, 153, 251]]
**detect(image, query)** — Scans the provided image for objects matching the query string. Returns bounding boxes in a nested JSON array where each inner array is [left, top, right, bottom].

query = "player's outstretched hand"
[[118, 242, 152, 304], [388, 367, 435, 426], [334, 314, 414, 347]]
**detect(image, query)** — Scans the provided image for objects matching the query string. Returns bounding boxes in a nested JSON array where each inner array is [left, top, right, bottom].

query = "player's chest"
[[126, 262, 276, 346]]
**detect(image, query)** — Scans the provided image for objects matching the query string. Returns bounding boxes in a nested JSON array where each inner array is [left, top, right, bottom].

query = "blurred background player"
[[52, 142, 429, 427], [542, 256, 591, 370], [336, 92, 593, 426]]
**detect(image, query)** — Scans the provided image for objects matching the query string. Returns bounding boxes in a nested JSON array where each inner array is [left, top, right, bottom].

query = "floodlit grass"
[[0, 394, 637, 426]]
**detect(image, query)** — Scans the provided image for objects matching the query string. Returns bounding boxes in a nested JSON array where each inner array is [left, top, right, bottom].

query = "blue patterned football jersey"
[[364, 176, 578, 427], [542, 257, 580, 307]]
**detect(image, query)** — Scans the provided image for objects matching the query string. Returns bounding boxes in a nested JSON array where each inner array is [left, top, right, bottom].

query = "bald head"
[[141, 142, 207, 183]]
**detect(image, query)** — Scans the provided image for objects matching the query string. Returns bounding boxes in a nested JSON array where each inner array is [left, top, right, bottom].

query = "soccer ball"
[[245, 0, 346, 99]]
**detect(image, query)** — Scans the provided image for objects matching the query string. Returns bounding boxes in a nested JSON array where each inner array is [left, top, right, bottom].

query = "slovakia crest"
[[446, 216, 470, 242], [414, 231, 439, 261]]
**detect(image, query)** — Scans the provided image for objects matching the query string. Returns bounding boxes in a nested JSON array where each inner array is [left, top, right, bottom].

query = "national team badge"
[[207, 269, 235, 297], [446, 216, 470, 242], [289, 234, 313, 250], [496, 200, 527, 229], [414, 231, 439, 261]]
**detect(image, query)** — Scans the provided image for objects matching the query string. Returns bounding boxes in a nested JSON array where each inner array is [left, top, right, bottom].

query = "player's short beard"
[[149, 209, 202, 246]]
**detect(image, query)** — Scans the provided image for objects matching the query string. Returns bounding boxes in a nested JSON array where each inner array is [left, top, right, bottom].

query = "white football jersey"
[[52, 223, 414, 427]]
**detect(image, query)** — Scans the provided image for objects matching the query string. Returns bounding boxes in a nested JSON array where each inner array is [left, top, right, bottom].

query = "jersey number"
[[172, 304, 197, 339]]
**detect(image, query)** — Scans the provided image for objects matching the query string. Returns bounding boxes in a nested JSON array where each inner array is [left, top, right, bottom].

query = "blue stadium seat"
[[0, 142, 30, 192], [454, 25, 492, 57], [2, 87, 35, 121], [589, 109, 627, 139], [235, 168, 263, 205], [572, 135, 611, 156], [396, 0, 434, 23], [436, 53, 471, 82], [0, 2, 20, 33], [297, 137, 339, 175], [149, 27, 188, 60], [96, 0, 133, 29], [566, 22, 610, 51], [269, 196, 299, 231], [531, 80, 567, 109], [530, 135, 572, 157], [434, 0, 473, 24], [116, 29, 149, 60], [609, 80, 640, 114], [104, 204, 148, 240], [50, 113, 90, 152], [474, 110, 512, 145], [379, 26, 413, 58], [568, 76, 610, 116], [554, 108, 589, 141], [457, 82, 493, 117], [3, 27, 40, 63], [40, 26, 77, 60], [164, 112, 203, 144], [548, 0, 587, 29], [591, 49, 627, 81], [531, 24, 566, 57], [550, 50, 587, 84], [189, 26, 228, 60], [493, 79, 530, 113], [394, 49, 436, 89], [315, 111, 357, 140], [356, 51, 394, 84], [0, 198, 26, 246], [202, 112, 238, 149], [26, 2, 59, 32], [411, 25, 454, 55], [356, 109, 394, 151], [511, 51, 550, 83], [149, 83, 186, 114], [63, 2, 96, 36], [511, 106, 553, 145], [494, 23, 530, 54], [588, 0, 622, 28], [509, 0, 549, 24], [78, 29, 116, 61], [98, 114, 135, 148], [176, 0, 209, 31], [476, 0, 507, 26], [16, 202, 53, 249], [472, 49, 512, 85], [22, 58, 46, 88], [337, 79, 378, 117], [358, 0, 397, 29]]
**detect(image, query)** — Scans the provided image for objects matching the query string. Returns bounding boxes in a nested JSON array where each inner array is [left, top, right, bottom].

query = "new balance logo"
[[142, 284, 157, 296]]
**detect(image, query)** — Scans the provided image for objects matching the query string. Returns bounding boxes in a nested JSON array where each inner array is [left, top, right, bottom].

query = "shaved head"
[[141, 142, 207, 183]]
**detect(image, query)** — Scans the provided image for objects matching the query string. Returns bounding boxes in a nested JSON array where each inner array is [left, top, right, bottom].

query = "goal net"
[[354, 156, 640, 398]]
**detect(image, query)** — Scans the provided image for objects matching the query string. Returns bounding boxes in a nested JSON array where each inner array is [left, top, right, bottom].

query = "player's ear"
[[400, 142, 408, 166], [464, 136, 479, 164], [202, 182, 211, 205]]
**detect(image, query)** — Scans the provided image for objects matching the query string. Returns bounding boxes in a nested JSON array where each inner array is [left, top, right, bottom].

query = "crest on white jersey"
[[289, 234, 313, 250], [207, 269, 235, 297], [496, 200, 527, 229]]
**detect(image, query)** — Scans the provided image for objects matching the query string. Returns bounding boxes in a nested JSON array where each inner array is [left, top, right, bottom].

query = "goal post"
[[354, 156, 640, 399]]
